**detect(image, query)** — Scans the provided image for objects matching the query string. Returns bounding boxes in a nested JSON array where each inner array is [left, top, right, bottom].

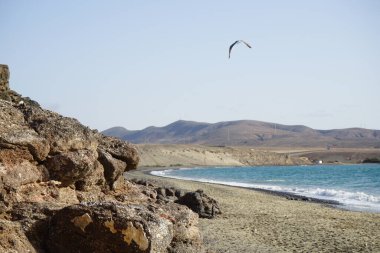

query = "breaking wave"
[[150, 167, 380, 212]]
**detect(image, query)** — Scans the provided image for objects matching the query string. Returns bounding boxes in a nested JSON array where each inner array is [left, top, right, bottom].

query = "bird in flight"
[[229, 40, 252, 58]]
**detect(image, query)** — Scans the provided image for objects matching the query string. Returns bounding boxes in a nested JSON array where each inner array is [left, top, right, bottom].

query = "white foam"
[[150, 169, 174, 176], [149, 169, 380, 212]]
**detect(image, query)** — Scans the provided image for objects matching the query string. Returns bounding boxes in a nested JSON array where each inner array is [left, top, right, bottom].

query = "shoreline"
[[138, 166, 342, 208], [126, 168, 380, 252]]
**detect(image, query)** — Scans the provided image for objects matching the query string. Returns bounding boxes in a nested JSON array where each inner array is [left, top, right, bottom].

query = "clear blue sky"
[[1, 1, 379, 131]]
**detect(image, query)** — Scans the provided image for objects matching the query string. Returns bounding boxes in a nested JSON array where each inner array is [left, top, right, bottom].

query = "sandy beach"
[[136, 144, 380, 168], [126, 168, 380, 253]]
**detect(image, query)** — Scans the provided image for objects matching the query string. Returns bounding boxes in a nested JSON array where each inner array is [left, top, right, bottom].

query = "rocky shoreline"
[[126, 169, 380, 253], [138, 167, 341, 207], [0, 65, 214, 253]]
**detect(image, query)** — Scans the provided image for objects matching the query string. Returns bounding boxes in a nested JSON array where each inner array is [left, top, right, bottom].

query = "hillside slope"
[[103, 120, 380, 148], [136, 144, 312, 167]]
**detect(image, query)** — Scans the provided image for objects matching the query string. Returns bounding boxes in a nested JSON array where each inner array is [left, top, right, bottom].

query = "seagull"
[[229, 40, 252, 58]]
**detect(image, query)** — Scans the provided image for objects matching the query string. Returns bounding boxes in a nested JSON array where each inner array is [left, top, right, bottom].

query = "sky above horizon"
[[1, 1, 380, 131]]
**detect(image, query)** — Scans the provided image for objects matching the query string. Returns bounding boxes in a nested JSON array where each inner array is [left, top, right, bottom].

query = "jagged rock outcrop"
[[0, 65, 205, 253], [132, 179, 221, 219]]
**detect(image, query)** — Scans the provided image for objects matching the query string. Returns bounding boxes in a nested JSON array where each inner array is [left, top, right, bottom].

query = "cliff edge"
[[0, 65, 205, 253]]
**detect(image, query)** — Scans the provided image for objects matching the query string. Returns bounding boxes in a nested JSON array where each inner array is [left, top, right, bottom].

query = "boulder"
[[97, 135, 140, 190], [98, 135, 139, 170], [0, 160, 43, 190], [13, 181, 79, 204], [151, 184, 221, 219], [8, 202, 68, 252], [74, 160, 106, 191], [47, 202, 174, 253], [0, 100, 50, 162], [98, 149, 127, 189], [44, 149, 98, 187], [1, 181, 79, 216], [21, 105, 98, 154], [0, 101, 48, 197], [159, 202, 203, 253], [175, 190, 221, 219]]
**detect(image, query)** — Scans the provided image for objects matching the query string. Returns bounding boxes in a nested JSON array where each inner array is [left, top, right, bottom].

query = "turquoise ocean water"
[[151, 164, 380, 212]]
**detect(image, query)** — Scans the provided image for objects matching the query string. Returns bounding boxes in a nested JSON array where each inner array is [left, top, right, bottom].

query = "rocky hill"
[[103, 120, 380, 148], [0, 65, 215, 253]]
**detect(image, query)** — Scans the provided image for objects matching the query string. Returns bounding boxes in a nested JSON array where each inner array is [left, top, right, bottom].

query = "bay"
[[151, 164, 380, 212]]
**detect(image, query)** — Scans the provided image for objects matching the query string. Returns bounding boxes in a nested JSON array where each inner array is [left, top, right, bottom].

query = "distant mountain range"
[[102, 120, 380, 148]]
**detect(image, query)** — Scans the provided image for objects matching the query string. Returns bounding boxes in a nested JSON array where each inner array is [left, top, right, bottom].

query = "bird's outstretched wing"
[[229, 40, 240, 59], [240, 40, 252, 48], [229, 40, 252, 58]]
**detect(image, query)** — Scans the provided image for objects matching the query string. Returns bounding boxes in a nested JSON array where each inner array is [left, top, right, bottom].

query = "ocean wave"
[[149, 170, 380, 212], [150, 169, 174, 176], [305, 188, 379, 203], [150, 166, 208, 176], [150, 167, 200, 176]]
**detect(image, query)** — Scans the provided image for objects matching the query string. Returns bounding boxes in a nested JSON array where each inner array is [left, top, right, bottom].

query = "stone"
[[21, 105, 98, 154], [176, 190, 221, 219], [0, 220, 37, 253], [44, 149, 98, 187], [156, 187, 167, 198], [98, 135, 139, 170], [165, 187, 176, 197], [74, 160, 106, 191], [2, 181, 79, 210], [160, 202, 204, 253], [132, 179, 157, 187], [7, 202, 67, 252], [46, 202, 174, 253], [175, 189, 185, 198], [98, 149, 127, 189], [0, 100, 50, 162], [0, 160, 43, 190]]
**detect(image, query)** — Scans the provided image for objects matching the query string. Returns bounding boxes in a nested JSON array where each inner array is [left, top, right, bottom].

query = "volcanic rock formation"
[[0, 65, 208, 253]]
